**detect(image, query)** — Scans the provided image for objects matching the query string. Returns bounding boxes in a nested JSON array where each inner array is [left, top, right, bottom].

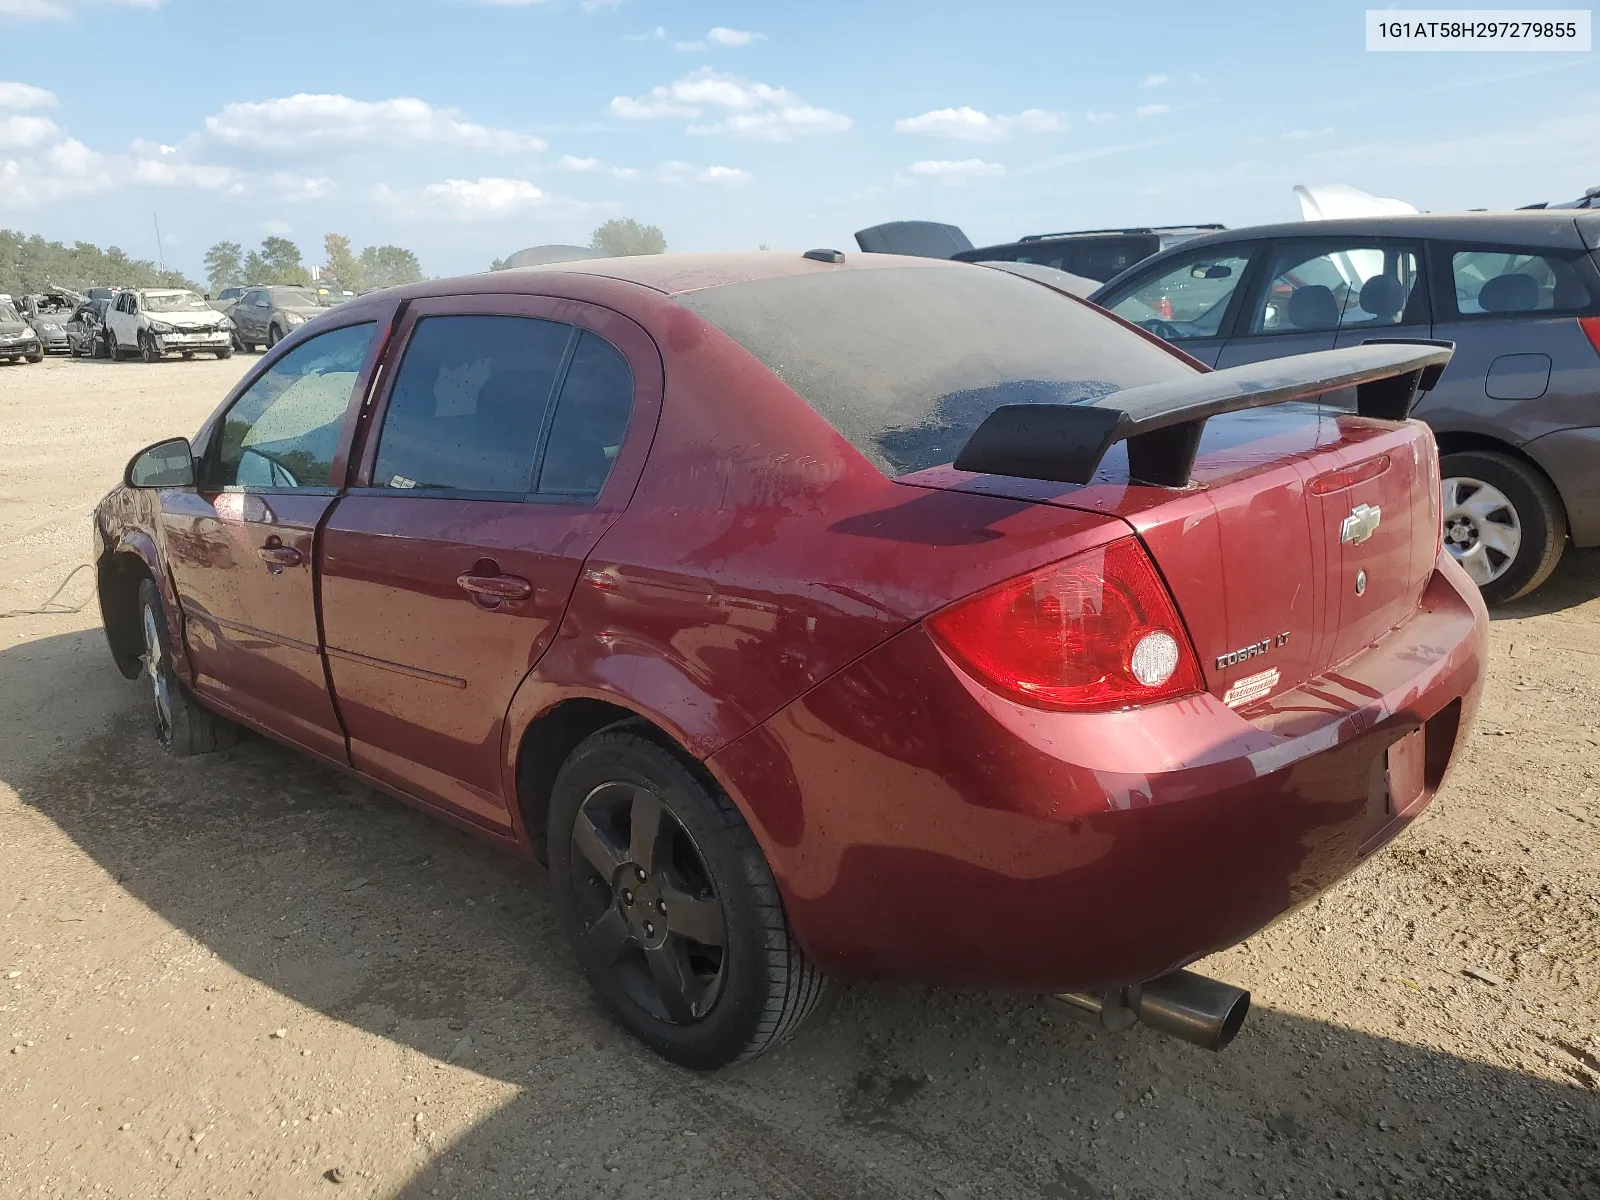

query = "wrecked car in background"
[[0, 297, 43, 363], [106, 287, 235, 362], [66, 297, 113, 358], [19, 290, 75, 354]]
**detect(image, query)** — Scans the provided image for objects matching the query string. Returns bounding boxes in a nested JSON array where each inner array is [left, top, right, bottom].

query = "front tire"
[[139, 333, 161, 364], [266, 324, 283, 349], [136, 577, 238, 756], [25, 350, 43, 363], [1440, 450, 1566, 605], [549, 729, 828, 1069], [215, 345, 234, 360]]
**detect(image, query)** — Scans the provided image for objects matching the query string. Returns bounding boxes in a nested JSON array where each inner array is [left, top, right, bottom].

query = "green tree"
[[202, 241, 244, 294], [359, 245, 423, 290], [590, 218, 666, 257], [320, 233, 366, 294], [0, 229, 199, 295], [242, 249, 267, 284], [489, 256, 509, 272], [259, 235, 306, 284]]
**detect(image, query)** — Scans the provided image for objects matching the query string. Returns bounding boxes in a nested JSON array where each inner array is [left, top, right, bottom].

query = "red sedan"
[[94, 251, 1486, 1068]]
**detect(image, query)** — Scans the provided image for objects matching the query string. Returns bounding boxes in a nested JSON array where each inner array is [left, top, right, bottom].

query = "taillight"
[[926, 537, 1203, 713], [1580, 315, 1600, 357]]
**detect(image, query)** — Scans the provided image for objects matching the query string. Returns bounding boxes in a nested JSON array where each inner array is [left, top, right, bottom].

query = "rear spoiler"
[[953, 341, 1454, 489]]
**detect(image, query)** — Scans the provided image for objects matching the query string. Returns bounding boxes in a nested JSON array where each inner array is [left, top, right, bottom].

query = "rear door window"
[[1104, 248, 1254, 340], [373, 315, 571, 496], [1447, 247, 1595, 316], [1249, 242, 1424, 334], [537, 331, 634, 497]]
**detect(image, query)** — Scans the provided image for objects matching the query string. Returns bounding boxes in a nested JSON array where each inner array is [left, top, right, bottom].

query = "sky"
[[1, 0, 1596, 283]]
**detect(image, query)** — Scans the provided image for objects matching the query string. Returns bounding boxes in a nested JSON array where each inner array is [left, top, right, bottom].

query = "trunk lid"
[[909, 402, 1440, 708]]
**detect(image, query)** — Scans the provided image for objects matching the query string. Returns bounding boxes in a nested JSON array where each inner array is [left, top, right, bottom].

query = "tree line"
[[0, 229, 199, 295], [204, 234, 423, 296]]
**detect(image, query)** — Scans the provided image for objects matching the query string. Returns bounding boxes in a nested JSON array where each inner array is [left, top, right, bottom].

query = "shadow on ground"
[[4, 630, 1596, 1199], [1490, 545, 1600, 620]]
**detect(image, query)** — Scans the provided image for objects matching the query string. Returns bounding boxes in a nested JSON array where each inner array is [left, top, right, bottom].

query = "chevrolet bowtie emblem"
[[1340, 503, 1382, 546]]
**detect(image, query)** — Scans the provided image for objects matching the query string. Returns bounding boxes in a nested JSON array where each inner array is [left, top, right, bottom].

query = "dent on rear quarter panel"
[[514, 297, 1129, 813]]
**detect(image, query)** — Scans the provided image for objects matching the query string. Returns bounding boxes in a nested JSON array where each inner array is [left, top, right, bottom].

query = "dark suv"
[[953, 225, 1226, 283], [1091, 211, 1600, 603]]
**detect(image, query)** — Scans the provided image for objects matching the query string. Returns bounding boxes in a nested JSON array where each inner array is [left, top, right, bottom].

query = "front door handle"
[[258, 545, 303, 568], [457, 572, 533, 602]]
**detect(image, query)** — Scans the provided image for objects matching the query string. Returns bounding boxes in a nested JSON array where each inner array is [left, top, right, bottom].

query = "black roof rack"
[[1018, 224, 1226, 242]]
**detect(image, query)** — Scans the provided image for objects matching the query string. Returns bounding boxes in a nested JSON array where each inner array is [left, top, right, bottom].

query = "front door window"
[[1105, 250, 1253, 340]]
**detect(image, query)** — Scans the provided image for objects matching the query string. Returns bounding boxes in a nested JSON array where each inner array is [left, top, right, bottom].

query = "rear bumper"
[[709, 555, 1487, 993]]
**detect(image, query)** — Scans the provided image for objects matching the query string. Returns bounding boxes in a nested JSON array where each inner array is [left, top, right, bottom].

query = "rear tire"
[[136, 578, 238, 757], [549, 729, 828, 1069], [1440, 450, 1566, 605]]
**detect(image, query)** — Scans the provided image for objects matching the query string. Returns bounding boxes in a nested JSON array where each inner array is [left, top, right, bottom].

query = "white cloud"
[[0, 0, 161, 18], [678, 26, 763, 49], [1135, 103, 1171, 118], [608, 166, 641, 180], [1085, 110, 1116, 124], [893, 105, 1061, 142], [0, 114, 58, 149], [697, 164, 752, 184], [558, 153, 602, 171], [380, 175, 564, 221], [1283, 129, 1311, 140], [1140, 73, 1169, 88], [580, 0, 622, 9], [609, 68, 849, 139], [0, 82, 56, 109], [624, 25, 664, 40], [203, 93, 546, 155], [262, 220, 294, 236], [908, 158, 1005, 181]]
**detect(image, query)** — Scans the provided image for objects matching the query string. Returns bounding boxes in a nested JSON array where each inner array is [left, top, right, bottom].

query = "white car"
[[106, 288, 235, 362]]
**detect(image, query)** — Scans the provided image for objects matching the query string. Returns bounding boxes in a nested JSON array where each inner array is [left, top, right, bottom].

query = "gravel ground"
[[1, 354, 1596, 1199]]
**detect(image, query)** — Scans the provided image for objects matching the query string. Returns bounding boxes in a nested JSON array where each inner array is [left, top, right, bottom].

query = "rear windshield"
[[676, 265, 1195, 476]]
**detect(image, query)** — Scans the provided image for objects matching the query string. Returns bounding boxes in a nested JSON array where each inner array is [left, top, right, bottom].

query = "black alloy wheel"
[[569, 777, 730, 1025], [549, 730, 828, 1069], [266, 324, 282, 348], [139, 333, 161, 364]]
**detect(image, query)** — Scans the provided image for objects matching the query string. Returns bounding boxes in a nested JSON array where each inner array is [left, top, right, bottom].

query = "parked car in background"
[[953, 225, 1226, 283], [209, 286, 249, 314], [66, 298, 113, 358], [0, 297, 43, 362], [106, 288, 235, 362], [95, 251, 1485, 1069], [18, 290, 75, 354], [229, 285, 332, 351], [1092, 211, 1600, 603]]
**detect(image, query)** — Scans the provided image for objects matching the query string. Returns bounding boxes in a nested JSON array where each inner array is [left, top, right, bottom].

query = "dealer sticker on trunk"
[[1223, 667, 1280, 709]]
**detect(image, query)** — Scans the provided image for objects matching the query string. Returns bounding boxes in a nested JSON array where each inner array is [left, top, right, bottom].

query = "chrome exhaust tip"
[[1049, 969, 1251, 1052]]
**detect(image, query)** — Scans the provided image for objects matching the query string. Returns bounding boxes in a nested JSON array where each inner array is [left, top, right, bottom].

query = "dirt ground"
[[1, 353, 1596, 1200]]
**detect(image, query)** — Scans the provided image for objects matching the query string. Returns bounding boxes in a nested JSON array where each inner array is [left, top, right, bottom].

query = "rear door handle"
[[457, 572, 533, 602], [258, 545, 303, 568]]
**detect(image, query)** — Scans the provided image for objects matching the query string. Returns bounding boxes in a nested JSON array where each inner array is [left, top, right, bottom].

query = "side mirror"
[[126, 437, 195, 488]]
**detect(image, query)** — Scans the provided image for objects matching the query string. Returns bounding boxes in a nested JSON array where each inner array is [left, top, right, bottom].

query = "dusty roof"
[[496, 250, 959, 295]]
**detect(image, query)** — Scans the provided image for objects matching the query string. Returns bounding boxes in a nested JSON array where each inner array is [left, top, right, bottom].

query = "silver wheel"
[[1441, 475, 1522, 587], [141, 600, 173, 744]]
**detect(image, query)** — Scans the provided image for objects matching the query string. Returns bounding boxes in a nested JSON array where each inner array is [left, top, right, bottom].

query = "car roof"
[[1167, 210, 1598, 252], [417, 251, 958, 300]]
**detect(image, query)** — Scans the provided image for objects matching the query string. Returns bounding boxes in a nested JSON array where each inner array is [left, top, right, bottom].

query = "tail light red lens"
[[1580, 315, 1600, 357], [927, 537, 1203, 713]]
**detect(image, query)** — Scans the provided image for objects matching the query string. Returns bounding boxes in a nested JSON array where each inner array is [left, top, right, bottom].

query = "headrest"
[[1477, 273, 1539, 313], [1287, 284, 1340, 330], [1358, 275, 1406, 320]]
